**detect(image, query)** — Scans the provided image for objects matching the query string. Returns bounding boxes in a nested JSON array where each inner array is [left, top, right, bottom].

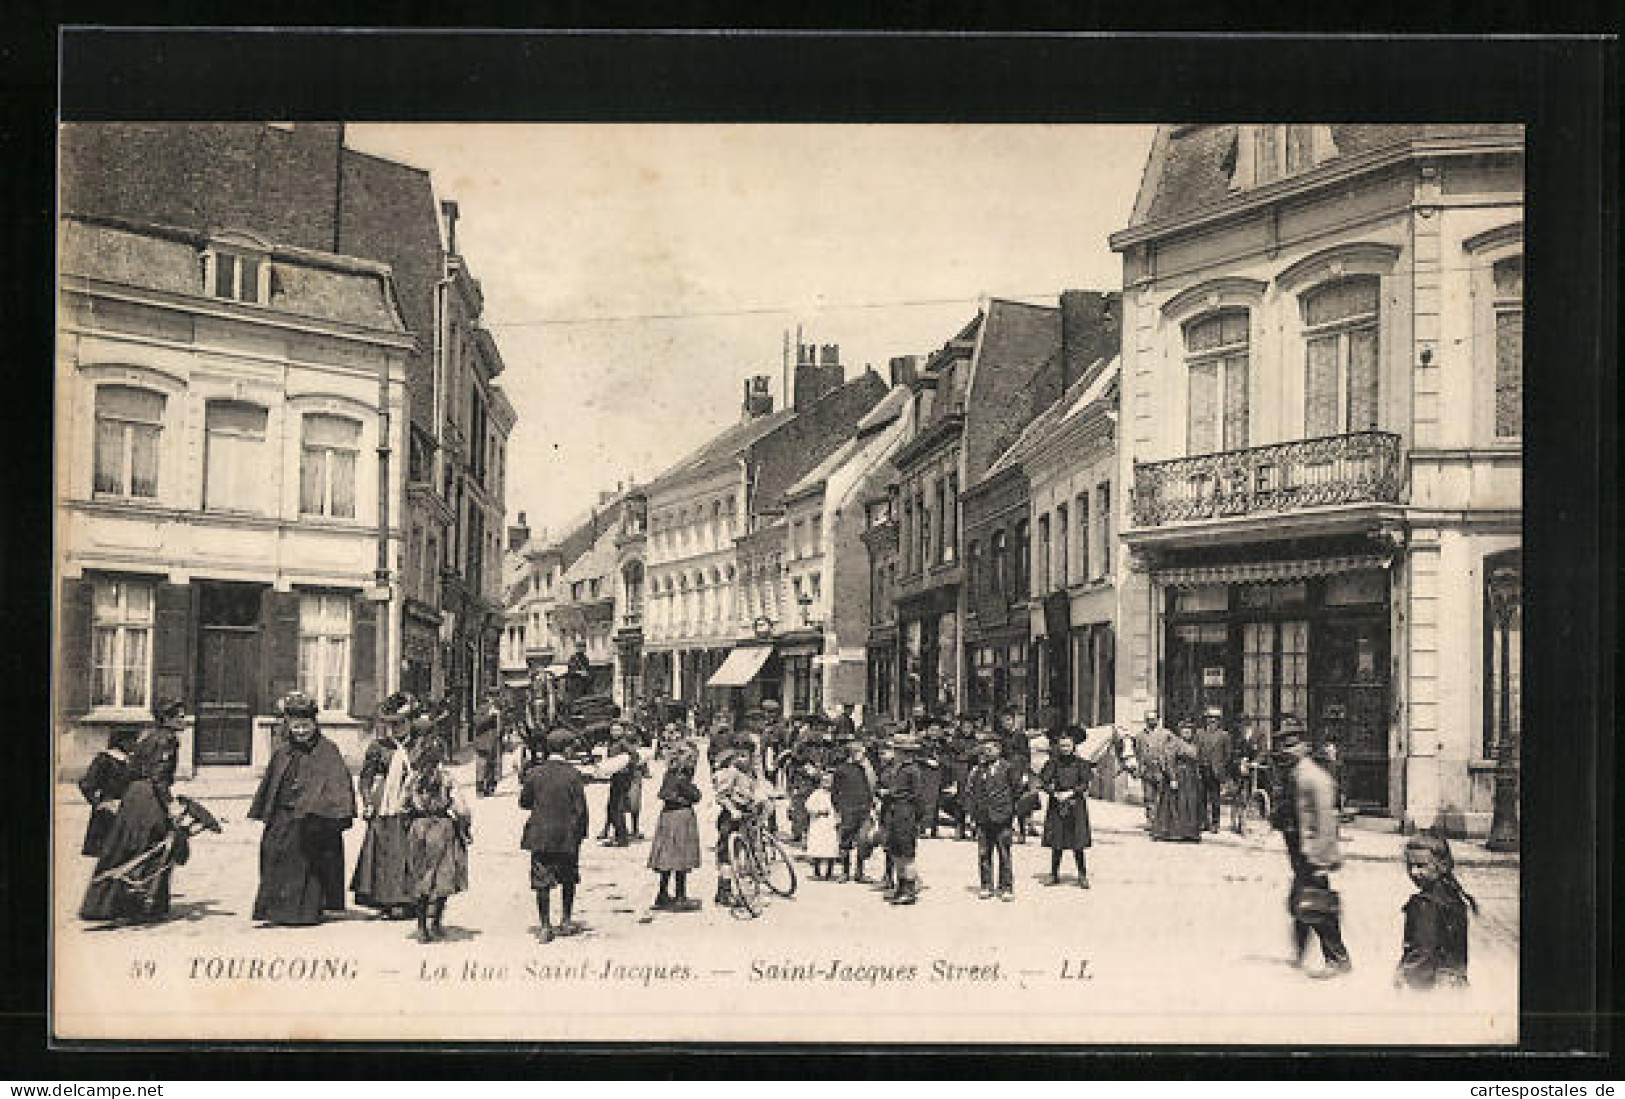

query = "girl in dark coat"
[[648, 746, 702, 911], [404, 735, 470, 942], [1395, 831, 1477, 990], [248, 694, 358, 925], [80, 727, 186, 923], [78, 726, 137, 858], [1039, 729, 1094, 888]]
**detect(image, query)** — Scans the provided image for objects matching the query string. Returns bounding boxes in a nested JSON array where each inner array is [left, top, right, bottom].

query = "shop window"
[[203, 400, 269, 513], [1302, 277, 1380, 436], [91, 577, 153, 710], [299, 414, 360, 519], [1185, 309, 1250, 455], [1174, 585, 1228, 614], [93, 385, 164, 499], [1493, 257, 1523, 439]]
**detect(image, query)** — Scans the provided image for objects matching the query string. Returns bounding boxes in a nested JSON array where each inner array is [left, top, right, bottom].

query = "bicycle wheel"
[[758, 832, 798, 897], [726, 832, 763, 917]]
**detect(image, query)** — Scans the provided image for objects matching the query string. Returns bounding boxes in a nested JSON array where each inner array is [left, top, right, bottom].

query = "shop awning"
[[1154, 553, 1390, 588], [707, 645, 774, 688]]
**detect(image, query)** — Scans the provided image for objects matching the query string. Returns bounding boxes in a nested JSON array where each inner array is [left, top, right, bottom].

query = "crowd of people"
[[72, 690, 1477, 990]]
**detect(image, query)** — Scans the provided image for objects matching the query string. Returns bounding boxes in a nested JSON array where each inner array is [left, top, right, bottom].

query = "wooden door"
[[194, 583, 261, 765], [1312, 615, 1390, 811]]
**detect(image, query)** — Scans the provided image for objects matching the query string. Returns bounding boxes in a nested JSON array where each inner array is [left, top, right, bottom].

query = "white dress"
[[804, 788, 839, 860]]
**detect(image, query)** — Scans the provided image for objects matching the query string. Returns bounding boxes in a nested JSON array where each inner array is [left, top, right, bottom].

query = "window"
[[1014, 519, 1031, 597], [210, 251, 266, 303], [91, 577, 152, 710], [1483, 552, 1522, 758], [792, 520, 804, 560], [944, 473, 958, 563], [991, 530, 1008, 597], [1493, 257, 1523, 438], [1037, 514, 1051, 593], [918, 492, 931, 571], [1251, 125, 1321, 185], [809, 515, 822, 558], [1075, 493, 1091, 582], [1097, 483, 1112, 577], [1185, 309, 1250, 454], [300, 414, 360, 518], [1303, 277, 1380, 436], [967, 539, 981, 596], [93, 386, 163, 499], [1056, 504, 1069, 588], [298, 593, 352, 712], [204, 401, 269, 512], [933, 479, 947, 564]]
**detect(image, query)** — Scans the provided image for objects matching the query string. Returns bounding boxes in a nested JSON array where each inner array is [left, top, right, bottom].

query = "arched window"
[[1302, 277, 1380, 436], [93, 385, 165, 499], [300, 414, 360, 518], [204, 400, 269, 513], [1184, 308, 1250, 455]]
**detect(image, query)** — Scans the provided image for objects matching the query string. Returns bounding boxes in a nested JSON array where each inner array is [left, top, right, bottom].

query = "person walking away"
[[351, 692, 420, 917], [831, 738, 875, 882], [882, 734, 925, 904], [648, 744, 703, 911], [1275, 717, 1352, 978], [248, 693, 357, 926], [79, 706, 189, 924], [1395, 831, 1477, 990], [917, 726, 944, 839], [404, 734, 470, 942], [964, 733, 1023, 902], [1040, 728, 1094, 888], [78, 724, 138, 858], [711, 748, 764, 907], [1196, 707, 1233, 833], [472, 706, 501, 797], [804, 771, 840, 879], [520, 730, 590, 943]]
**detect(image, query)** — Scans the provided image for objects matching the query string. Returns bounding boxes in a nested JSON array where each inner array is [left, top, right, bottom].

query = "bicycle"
[[725, 796, 798, 918], [1229, 760, 1272, 836]]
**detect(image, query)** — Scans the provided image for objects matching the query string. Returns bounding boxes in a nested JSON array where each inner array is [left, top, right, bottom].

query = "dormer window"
[[1229, 125, 1338, 190], [205, 245, 271, 304]]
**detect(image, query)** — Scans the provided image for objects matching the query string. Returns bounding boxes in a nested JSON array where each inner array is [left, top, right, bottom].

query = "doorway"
[[194, 581, 263, 765]]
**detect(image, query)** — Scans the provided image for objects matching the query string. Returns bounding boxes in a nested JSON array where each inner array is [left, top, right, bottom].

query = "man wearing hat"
[[248, 693, 358, 925], [520, 729, 591, 943], [1132, 707, 1171, 832], [1196, 706, 1234, 834], [964, 733, 1023, 901], [350, 691, 420, 917], [881, 732, 925, 904], [1275, 716, 1352, 978]]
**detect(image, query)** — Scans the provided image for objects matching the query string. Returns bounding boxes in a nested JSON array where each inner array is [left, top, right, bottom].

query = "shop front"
[[776, 630, 824, 716], [899, 589, 959, 719]]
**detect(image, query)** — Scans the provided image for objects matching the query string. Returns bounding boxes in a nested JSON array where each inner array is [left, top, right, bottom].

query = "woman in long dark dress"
[[248, 693, 358, 925], [80, 724, 186, 923], [1039, 728, 1094, 887], [1161, 720, 1206, 842], [78, 725, 138, 858], [350, 692, 419, 916]]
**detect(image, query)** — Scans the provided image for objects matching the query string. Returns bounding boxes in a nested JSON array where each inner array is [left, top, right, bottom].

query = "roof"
[[782, 384, 911, 503], [1128, 124, 1525, 232], [646, 408, 795, 494], [980, 354, 1118, 484], [559, 521, 619, 588]]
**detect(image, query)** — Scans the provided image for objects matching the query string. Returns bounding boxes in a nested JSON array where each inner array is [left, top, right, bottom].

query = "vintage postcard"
[[53, 121, 1522, 1044]]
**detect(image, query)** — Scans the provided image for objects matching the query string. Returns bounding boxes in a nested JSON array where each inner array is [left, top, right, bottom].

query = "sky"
[[343, 124, 1157, 542]]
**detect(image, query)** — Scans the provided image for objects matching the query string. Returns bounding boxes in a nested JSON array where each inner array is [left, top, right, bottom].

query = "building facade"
[[1110, 124, 1523, 834], [56, 214, 412, 775], [612, 489, 649, 710]]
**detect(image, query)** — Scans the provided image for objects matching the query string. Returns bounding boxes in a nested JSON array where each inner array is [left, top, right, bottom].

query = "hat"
[[278, 692, 319, 719], [152, 698, 187, 725], [545, 729, 579, 754], [1277, 715, 1307, 744], [378, 691, 418, 722], [890, 732, 923, 752]]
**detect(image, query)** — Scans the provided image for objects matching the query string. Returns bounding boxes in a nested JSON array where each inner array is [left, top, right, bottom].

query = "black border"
[[5, 27, 1616, 1077]]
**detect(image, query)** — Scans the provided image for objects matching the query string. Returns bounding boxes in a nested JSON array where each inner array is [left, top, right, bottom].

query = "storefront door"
[[1167, 623, 1228, 728], [1312, 615, 1390, 811], [1239, 619, 1310, 748]]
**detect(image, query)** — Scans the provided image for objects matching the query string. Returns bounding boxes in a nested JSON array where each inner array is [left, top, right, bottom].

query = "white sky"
[[343, 124, 1156, 540]]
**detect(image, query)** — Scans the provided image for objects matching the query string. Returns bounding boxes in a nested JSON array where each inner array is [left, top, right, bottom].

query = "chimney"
[[742, 375, 774, 420], [507, 511, 531, 553], [1059, 290, 1124, 391], [888, 355, 920, 388], [794, 342, 844, 411], [440, 199, 461, 256]]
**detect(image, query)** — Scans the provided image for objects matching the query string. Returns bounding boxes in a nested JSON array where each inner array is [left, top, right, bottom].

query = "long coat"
[[1156, 738, 1205, 841], [248, 734, 356, 925], [964, 757, 1022, 826], [883, 760, 922, 858], [77, 748, 133, 858], [79, 778, 184, 922], [520, 759, 589, 855], [1196, 726, 1232, 780], [1039, 754, 1094, 851]]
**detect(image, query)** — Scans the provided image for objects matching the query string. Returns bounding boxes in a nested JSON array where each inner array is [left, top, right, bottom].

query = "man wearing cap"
[[350, 692, 420, 917], [711, 747, 764, 907], [882, 732, 925, 904], [964, 734, 1023, 901], [831, 738, 875, 883], [1196, 707, 1234, 834], [1276, 717, 1352, 978], [248, 693, 357, 926], [520, 729, 591, 943]]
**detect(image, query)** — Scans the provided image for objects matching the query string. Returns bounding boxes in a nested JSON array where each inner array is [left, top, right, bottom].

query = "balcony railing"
[[1131, 431, 1403, 528]]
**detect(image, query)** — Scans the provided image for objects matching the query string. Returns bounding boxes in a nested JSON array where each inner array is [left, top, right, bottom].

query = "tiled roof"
[[980, 354, 1118, 483], [646, 408, 795, 493]]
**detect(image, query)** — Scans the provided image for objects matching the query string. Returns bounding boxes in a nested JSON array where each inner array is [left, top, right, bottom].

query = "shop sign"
[[1202, 666, 1225, 687]]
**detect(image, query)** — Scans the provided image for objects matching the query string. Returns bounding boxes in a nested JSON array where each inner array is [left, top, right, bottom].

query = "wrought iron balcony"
[[1131, 431, 1403, 528]]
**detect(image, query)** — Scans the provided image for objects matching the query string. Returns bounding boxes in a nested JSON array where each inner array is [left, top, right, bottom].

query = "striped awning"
[[1154, 554, 1390, 588]]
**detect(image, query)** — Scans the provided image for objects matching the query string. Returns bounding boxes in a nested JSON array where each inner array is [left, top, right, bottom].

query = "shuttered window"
[[93, 386, 164, 498], [91, 578, 153, 710], [204, 401, 269, 513], [300, 414, 360, 518], [1185, 310, 1249, 454], [298, 592, 352, 713], [1302, 278, 1380, 436], [1493, 256, 1523, 438]]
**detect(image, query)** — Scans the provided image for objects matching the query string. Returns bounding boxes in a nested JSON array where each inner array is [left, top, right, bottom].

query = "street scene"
[[53, 122, 1523, 1044]]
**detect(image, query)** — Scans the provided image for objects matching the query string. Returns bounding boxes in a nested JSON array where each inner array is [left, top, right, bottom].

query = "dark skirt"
[[530, 849, 581, 890], [1158, 762, 1204, 842], [81, 803, 120, 858], [1042, 795, 1093, 851], [648, 805, 701, 872], [406, 816, 468, 900], [350, 814, 414, 908], [253, 811, 347, 925], [885, 802, 919, 859], [79, 781, 178, 923]]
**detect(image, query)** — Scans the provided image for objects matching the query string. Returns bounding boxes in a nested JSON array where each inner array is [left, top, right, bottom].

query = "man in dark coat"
[[916, 724, 944, 839], [882, 733, 925, 905], [999, 708, 1036, 842], [520, 729, 590, 943], [1196, 707, 1233, 833], [831, 739, 875, 882], [964, 734, 1023, 901], [248, 693, 358, 926], [472, 704, 502, 797]]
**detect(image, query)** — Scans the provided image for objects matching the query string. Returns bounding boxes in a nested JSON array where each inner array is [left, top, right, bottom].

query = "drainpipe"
[[376, 339, 393, 698]]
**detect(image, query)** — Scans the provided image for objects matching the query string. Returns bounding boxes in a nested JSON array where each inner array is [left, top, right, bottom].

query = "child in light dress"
[[804, 771, 840, 880]]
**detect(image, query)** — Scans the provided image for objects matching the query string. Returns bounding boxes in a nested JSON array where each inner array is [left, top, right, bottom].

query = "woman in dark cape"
[[1039, 728, 1094, 887], [78, 726, 137, 857], [248, 693, 357, 925], [80, 725, 186, 923]]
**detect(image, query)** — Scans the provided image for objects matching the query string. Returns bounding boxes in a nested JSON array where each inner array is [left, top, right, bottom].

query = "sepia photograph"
[[52, 117, 1526, 1046]]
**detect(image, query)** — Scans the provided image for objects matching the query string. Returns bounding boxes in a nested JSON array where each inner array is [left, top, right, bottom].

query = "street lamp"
[[1484, 556, 1521, 852]]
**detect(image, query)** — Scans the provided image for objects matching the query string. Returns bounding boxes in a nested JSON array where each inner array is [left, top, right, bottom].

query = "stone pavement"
[[52, 747, 1519, 1045]]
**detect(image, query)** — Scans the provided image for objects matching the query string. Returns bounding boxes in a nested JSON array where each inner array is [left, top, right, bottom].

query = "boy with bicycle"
[[712, 748, 766, 907]]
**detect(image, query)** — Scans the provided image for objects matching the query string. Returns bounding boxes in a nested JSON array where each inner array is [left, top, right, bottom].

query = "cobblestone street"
[[54, 751, 1518, 1044]]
